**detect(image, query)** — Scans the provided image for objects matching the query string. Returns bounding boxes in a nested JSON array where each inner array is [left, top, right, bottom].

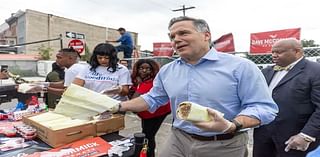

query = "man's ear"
[[204, 32, 211, 42]]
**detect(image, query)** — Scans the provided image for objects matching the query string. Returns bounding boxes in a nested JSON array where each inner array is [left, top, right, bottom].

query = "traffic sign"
[[68, 39, 84, 54], [66, 32, 85, 39], [76, 33, 85, 39], [66, 32, 76, 38]]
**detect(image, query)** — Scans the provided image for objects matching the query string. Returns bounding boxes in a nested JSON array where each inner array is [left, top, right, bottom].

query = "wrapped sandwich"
[[17, 83, 44, 93], [176, 101, 224, 122]]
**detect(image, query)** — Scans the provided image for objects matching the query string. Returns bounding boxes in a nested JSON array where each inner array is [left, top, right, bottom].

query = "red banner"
[[250, 28, 301, 54], [213, 33, 235, 53], [153, 42, 174, 56], [25, 137, 111, 157]]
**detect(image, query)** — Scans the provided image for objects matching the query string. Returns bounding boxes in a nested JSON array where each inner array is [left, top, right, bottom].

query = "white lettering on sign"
[[215, 40, 231, 49], [68, 39, 84, 53], [251, 37, 291, 46], [66, 32, 85, 39]]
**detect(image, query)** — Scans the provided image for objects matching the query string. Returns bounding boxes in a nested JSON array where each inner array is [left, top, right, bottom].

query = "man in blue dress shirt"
[[118, 16, 278, 157]]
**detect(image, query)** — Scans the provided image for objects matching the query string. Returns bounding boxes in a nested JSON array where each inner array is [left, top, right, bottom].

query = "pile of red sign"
[[14, 124, 37, 140]]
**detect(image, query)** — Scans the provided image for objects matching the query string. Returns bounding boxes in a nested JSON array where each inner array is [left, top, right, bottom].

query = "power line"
[[172, 5, 195, 16]]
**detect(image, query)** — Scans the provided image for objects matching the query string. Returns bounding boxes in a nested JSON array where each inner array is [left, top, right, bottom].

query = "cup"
[[133, 132, 146, 157]]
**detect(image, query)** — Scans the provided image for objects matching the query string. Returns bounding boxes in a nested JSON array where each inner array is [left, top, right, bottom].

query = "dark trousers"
[[141, 113, 169, 157], [116, 45, 133, 68], [253, 127, 319, 157]]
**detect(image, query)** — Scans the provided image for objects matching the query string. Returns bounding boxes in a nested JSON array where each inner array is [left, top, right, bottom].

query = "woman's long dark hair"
[[131, 59, 160, 86], [89, 43, 119, 72]]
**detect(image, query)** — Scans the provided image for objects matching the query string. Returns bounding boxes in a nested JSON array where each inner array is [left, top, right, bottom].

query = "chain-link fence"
[[246, 47, 320, 64], [121, 47, 320, 69]]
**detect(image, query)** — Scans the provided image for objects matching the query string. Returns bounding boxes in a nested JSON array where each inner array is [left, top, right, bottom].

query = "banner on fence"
[[153, 42, 174, 56], [250, 28, 300, 54], [213, 33, 235, 53]]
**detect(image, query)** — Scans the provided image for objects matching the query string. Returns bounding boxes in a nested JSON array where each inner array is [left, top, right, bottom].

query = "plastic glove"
[[102, 86, 122, 96], [193, 108, 233, 133], [285, 134, 311, 152], [32, 82, 49, 90], [101, 103, 121, 114]]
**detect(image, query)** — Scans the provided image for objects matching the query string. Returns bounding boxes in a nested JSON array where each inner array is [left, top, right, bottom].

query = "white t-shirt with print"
[[64, 63, 88, 87], [76, 64, 132, 101]]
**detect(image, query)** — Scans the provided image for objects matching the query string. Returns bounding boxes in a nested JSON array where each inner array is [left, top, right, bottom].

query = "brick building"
[[0, 9, 138, 59]]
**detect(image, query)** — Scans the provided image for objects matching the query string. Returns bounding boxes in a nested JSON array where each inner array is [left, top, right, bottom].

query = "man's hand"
[[25, 85, 44, 93], [32, 82, 50, 92], [285, 134, 311, 152], [105, 40, 116, 43], [194, 108, 233, 133]]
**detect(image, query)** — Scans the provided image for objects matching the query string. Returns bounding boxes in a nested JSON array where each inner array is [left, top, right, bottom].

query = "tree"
[[301, 39, 319, 47], [38, 44, 53, 60], [80, 44, 91, 62]]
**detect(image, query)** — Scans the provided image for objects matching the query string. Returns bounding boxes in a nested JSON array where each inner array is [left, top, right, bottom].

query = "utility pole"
[[172, 5, 195, 16]]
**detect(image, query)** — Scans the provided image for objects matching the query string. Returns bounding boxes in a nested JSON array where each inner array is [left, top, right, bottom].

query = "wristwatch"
[[117, 103, 122, 112], [231, 119, 243, 133]]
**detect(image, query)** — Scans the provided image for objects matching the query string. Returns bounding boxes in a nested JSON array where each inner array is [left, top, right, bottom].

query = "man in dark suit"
[[253, 38, 320, 157]]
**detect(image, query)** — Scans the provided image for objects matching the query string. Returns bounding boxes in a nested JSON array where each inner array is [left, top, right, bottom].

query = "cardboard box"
[[22, 114, 125, 148], [94, 114, 125, 136], [22, 115, 95, 148]]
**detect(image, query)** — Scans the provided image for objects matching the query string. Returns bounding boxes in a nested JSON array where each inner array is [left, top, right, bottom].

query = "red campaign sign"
[[153, 42, 174, 56], [250, 28, 301, 54], [24, 137, 111, 157], [213, 33, 235, 53], [68, 39, 84, 54]]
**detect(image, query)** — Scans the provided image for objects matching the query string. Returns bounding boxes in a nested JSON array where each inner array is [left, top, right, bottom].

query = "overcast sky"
[[1, 0, 319, 51]]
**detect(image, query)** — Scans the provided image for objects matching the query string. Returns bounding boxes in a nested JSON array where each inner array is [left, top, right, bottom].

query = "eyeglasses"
[[138, 67, 152, 71]]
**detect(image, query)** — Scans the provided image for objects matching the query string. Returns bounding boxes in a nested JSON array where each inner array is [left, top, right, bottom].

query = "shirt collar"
[[287, 56, 303, 70]]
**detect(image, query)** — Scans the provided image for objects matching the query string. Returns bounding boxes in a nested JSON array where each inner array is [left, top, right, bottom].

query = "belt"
[[179, 129, 243, 141]]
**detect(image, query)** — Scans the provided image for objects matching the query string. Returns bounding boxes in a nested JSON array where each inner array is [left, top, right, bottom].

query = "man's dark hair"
[[59, 47, 80, 58], [117, 27, 126, 32], [168, 16, 211, 43], [168, 16, 210, 33]]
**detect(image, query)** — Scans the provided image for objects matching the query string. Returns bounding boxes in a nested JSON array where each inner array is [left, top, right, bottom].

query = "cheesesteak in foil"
[[176, 101, 224, 122]]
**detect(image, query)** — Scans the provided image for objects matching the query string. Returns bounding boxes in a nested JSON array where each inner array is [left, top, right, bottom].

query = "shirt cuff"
[[299, 132, 316, 142]]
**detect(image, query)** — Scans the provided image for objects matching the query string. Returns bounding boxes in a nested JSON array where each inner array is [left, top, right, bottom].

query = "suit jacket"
[[262, 58, 320, 139]]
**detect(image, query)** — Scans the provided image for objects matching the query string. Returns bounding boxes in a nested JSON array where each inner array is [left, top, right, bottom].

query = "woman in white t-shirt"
[[73, 43, 132, 101]]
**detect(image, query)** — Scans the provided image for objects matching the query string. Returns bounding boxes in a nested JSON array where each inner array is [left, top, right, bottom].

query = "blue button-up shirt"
[[141, 48, 278, 136], [116, 32, 133, 49]]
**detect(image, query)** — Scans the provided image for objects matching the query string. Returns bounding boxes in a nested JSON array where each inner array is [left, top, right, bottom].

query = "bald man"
[[253, 38, 320, 157]]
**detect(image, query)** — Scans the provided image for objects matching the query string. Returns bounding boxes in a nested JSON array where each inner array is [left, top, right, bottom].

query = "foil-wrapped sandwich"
[[176, 101, 224, 122], [17, 83, 45, 93]]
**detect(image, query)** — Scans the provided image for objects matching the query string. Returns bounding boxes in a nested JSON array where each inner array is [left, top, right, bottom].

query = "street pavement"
[[119, 113, 172, 156], [1, 99, 253, 157], [120, 113, 254, 157]]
